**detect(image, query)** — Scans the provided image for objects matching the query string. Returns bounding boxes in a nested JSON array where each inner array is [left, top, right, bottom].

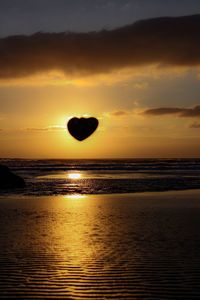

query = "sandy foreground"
[[0, 190, 200, 299]]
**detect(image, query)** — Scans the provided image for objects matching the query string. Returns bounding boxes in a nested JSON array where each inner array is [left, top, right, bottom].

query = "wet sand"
[[1, 190, 200, 299]]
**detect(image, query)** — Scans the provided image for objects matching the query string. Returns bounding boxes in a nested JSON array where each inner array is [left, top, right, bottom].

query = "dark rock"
[[0, 165, 25, 189]]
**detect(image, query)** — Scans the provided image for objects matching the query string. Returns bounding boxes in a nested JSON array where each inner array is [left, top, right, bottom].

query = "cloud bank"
[[1, 14, 200, 79], [143, 105, 200, 117]]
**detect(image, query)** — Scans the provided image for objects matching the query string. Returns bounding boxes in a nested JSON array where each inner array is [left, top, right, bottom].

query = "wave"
[[1, 159, 200, 195]]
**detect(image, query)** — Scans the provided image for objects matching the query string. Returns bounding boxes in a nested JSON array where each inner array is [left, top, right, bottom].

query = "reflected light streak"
[[68, 173, 82, 179], [64, 194, 86, 200]]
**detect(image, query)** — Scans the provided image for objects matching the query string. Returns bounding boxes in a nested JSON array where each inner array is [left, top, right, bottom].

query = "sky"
[[1, 0, 200, 158]]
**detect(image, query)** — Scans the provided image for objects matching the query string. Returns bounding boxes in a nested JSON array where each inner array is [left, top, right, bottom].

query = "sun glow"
[[68, 173, 82, 179]]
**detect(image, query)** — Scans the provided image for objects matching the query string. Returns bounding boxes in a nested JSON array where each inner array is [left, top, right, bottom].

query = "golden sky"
[[1, 15, 200, 158]]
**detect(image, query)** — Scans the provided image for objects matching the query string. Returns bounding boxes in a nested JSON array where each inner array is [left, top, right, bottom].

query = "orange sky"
[[1, 15, 200, 158], [1, 66, 200, 158]]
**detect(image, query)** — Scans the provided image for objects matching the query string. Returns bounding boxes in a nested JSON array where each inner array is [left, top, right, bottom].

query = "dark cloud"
[[1, 14, 200, 79], [143, 105, 200, 117], [143, 107, 182, 116], [110, 110, 131, 117]]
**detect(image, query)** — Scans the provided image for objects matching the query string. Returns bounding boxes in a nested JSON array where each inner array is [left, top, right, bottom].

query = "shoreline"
[[1, 187, 200, 198]]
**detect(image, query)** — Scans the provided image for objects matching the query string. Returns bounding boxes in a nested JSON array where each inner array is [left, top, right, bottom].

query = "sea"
[[1, 158, 200, 195], [1, 159, 200, 299]]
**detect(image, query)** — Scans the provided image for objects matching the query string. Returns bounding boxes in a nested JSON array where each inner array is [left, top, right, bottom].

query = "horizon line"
[[1, 157, 200, 160]]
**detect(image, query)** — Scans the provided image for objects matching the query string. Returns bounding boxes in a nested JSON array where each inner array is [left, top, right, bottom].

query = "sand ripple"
[[0, 192, 200, 299]]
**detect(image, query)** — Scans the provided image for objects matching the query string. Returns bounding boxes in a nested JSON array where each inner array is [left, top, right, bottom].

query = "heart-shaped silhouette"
[[67, 117, 99, 141]]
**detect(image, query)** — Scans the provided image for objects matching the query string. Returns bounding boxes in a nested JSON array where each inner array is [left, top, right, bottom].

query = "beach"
[[1, 189, 200, 299], [1, 2, 200, 298]]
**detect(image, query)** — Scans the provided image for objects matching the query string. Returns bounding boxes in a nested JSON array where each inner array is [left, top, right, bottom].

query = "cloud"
[[189, 122, 200, 128], [133, 82, 149, 89], [1, 14, 200, 79], [0, 126, 65, 133], [109, 110, 131, 117], [143, 105, 200, 118], [26, 125, 65, 131]]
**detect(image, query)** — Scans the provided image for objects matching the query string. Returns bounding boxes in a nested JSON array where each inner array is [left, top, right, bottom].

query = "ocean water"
[[1, 158, 200, 195], [1, 159, 200, 299]]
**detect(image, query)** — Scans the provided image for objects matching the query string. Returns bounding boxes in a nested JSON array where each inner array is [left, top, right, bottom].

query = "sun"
[[68, 173, 81, 179]]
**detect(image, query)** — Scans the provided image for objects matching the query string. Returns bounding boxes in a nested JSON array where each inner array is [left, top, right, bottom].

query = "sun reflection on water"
[[64, 194, 86, 200], [68, 173, 82, 180]]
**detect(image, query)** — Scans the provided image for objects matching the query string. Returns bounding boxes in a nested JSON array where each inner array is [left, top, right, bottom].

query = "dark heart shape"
[[67, 117, 99, 141]]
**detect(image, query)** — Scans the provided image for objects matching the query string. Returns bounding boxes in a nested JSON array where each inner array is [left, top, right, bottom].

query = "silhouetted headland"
[[0, 164, 25, 189]]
